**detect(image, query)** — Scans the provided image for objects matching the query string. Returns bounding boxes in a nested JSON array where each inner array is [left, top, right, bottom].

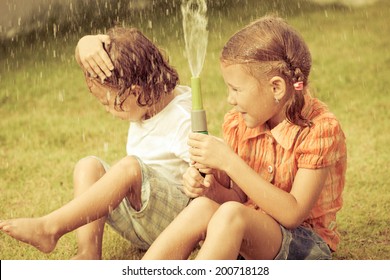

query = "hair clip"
[[293, 81, 304, 91]]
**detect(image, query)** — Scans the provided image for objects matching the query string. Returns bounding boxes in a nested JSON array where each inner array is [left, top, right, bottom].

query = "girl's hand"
[[181, 166, 215, 198], [188, 133, 234, 171], [191, 160, 213, 176], [76, 35, 114, 81]]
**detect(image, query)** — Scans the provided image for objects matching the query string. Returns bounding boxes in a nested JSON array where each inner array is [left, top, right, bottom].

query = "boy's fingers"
[[90, 65, 106, 81], [98, 49, 114, 71], [90, 54, 109, 81], [96, 50, 114, 74], [81, 60, 97, 78]]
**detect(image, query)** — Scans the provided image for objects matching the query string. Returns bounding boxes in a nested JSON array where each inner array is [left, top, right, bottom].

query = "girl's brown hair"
[[104, 27, 179, 110], [221, 15, 312, 127]]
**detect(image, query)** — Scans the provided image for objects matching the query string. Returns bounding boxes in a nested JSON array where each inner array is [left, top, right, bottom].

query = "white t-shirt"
[[126, 85, 192, 187]]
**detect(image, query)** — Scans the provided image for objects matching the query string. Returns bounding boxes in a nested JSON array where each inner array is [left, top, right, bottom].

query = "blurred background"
[[0, 0, 388, 260]]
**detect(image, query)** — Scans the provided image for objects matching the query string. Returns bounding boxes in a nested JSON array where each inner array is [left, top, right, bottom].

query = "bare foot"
[[0, 218, 59, 253]]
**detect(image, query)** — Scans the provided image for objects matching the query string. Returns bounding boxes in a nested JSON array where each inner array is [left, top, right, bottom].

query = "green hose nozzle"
[[191, 76, 208, 134]]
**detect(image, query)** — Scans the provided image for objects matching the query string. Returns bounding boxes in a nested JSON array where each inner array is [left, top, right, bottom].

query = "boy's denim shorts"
[[274, 225, 332, 260], [93, 156, 191, 250]]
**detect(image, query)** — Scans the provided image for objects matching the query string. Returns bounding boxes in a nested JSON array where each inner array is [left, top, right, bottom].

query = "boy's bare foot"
[[0, 218, 59, 254]]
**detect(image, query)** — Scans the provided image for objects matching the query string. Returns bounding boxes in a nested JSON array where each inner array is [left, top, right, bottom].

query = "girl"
[[142, 15, 347, 260], [0, 27, 192, 259]]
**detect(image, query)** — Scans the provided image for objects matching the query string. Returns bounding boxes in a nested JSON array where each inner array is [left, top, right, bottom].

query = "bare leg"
[[0, 156, 142, 256], [71, 157, 107, 260], [195, 201, 282, 260], [142, 197, 220, 260]]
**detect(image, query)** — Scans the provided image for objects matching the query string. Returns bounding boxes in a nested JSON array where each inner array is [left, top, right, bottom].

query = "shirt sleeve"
[[167, 88, 192, 164], [297, 116, 347, 169], [170, 117, 191, 163]]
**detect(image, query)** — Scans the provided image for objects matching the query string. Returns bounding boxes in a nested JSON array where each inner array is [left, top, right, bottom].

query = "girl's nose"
[[227, 91, 236, 106]]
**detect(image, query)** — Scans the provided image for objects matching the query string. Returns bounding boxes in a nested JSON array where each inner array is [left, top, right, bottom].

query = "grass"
[[0, 0, 389, 260]]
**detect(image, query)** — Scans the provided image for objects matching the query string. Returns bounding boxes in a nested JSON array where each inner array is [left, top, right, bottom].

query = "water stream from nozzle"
[[181, 0, 208, 78]]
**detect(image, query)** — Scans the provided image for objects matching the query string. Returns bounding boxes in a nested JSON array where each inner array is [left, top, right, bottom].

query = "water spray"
[[181, 0, 209, 135]]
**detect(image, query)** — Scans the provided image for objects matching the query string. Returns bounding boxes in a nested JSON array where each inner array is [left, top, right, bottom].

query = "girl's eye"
[[230, 85, 240, 92], [227, 86, 235, 92]]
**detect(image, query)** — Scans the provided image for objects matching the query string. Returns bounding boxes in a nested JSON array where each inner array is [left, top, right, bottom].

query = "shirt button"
[[267, 165, 274, 174]]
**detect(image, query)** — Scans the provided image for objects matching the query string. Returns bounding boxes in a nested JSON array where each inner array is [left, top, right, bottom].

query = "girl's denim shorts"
[[274, 225, 332, 260]]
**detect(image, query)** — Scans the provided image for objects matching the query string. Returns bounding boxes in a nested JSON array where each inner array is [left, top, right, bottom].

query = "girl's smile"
[[220, 62, 285, 129]]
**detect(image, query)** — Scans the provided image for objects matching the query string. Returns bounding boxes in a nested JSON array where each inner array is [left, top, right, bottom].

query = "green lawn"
[[0, 0, 389, 259]]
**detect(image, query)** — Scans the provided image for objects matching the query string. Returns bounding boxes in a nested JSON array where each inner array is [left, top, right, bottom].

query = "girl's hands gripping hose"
[[188, 132, 234, 172]]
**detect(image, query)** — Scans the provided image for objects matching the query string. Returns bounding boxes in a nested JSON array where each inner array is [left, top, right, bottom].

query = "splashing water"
[[181, 0, 208, 78]]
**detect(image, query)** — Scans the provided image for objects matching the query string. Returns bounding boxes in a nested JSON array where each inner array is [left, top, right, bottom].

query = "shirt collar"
[[270, 95, 314, 150], [237, 113, 301, 149], [236, 94, 313, 149], [270, 120, 302, 150]]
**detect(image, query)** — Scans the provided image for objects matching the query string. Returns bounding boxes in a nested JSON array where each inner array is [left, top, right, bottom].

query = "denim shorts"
[[274, 225, 332, 260], [93, 156, 191, 250]]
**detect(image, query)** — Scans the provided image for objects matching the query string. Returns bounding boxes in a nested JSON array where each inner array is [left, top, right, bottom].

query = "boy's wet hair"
[[104, 27, 179, 110], [221, 15, 312, 127]]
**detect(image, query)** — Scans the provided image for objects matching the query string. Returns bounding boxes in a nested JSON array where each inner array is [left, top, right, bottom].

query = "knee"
[[208, 201, 246, 232], [74, 156, 106, 179], [188, 197, 218, 216], [115, 156, 141, 177], [181, 197, 219, 239], [183, 197, 219, 226], [217, 201, 246, 217], [116, 156, 139, 168]]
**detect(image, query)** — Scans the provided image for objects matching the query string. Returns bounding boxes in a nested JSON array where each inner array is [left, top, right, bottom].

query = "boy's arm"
[[75, 34, 114, 81]]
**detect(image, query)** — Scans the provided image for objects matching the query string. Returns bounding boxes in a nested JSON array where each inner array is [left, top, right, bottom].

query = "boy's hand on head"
[[76, 34, 114, 82]]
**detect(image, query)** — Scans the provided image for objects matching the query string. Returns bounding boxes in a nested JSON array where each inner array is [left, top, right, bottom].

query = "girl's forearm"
[[223, 153, 300, 227]]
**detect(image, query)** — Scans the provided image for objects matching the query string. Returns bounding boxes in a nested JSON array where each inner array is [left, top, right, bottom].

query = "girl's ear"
[[269, 76, 286, 101]]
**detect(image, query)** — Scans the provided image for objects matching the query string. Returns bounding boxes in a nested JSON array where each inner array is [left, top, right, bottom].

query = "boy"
[[0, 27, 192, 259]]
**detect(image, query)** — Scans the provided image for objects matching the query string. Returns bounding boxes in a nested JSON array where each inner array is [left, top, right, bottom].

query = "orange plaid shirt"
[[223, 95, 347, 251]]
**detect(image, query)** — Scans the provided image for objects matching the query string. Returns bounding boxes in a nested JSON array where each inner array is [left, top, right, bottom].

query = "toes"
[[0, 220, 7, 230], [2, 225, 10, 232]]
